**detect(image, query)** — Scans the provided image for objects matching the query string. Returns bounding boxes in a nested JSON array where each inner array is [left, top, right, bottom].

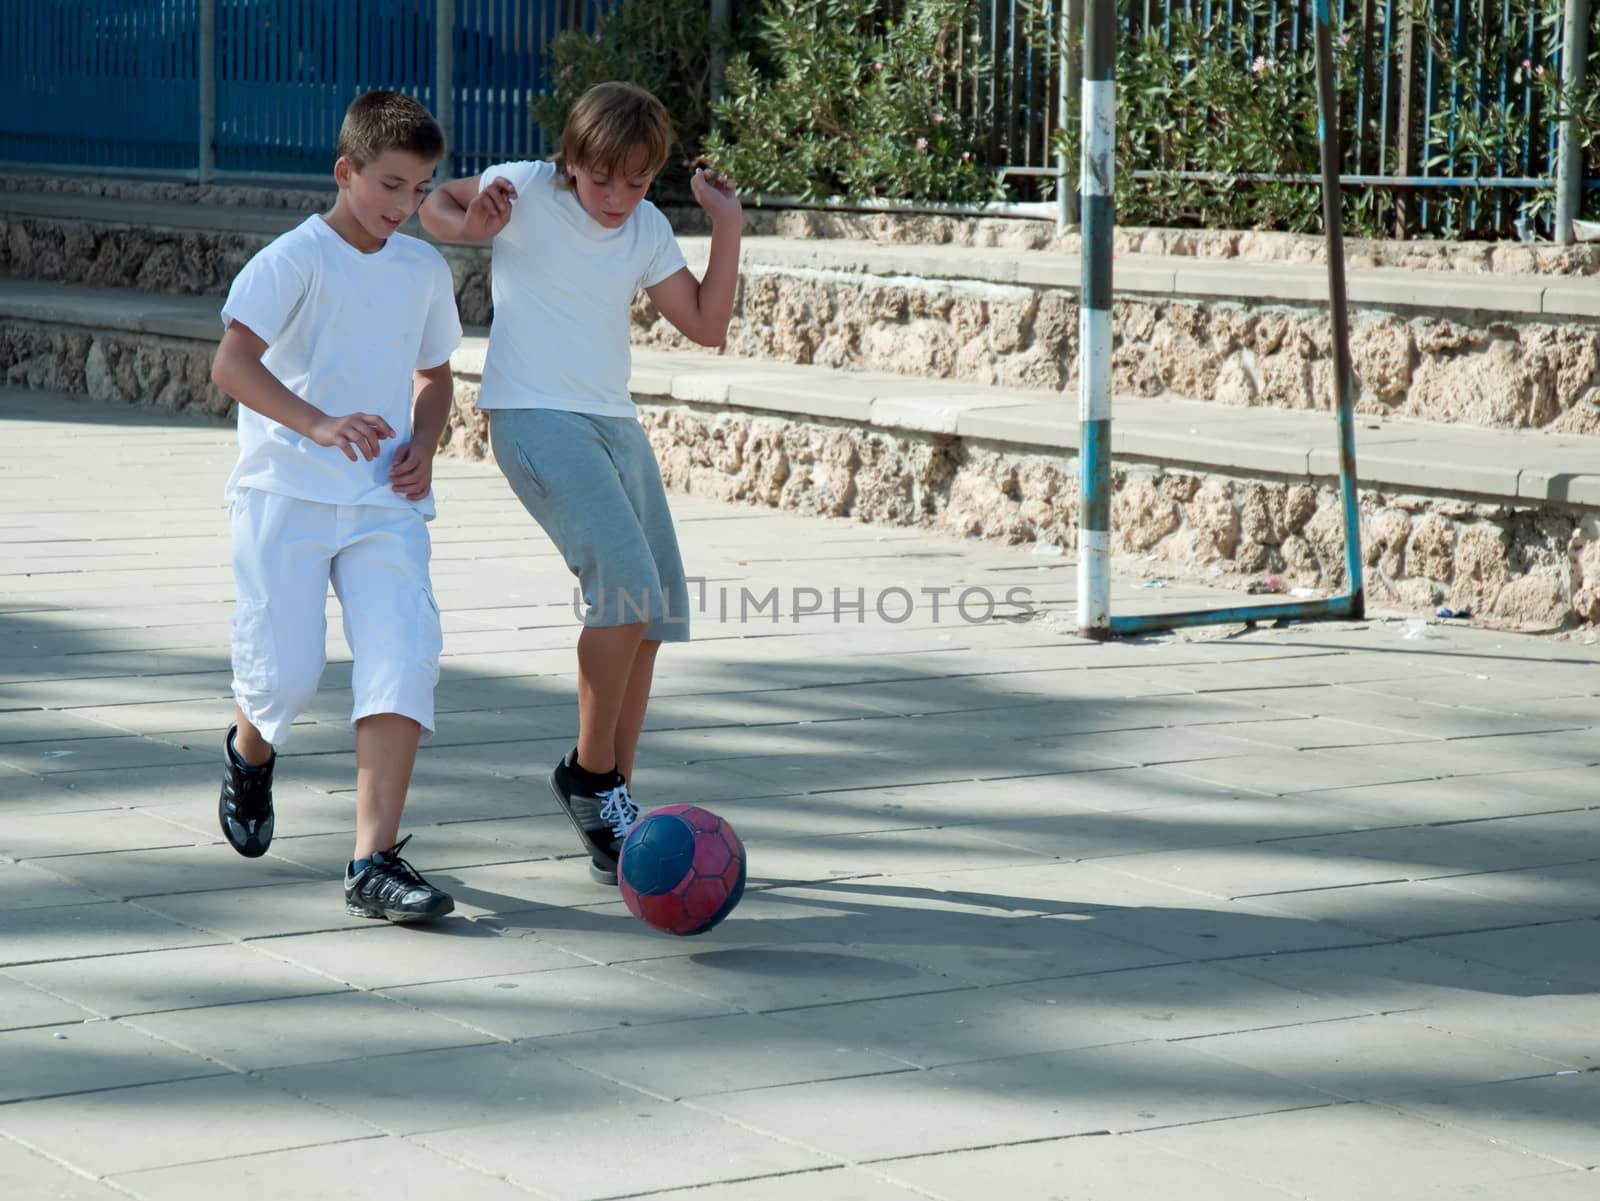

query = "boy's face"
[[568, 153, 657, 229], [335, 149, 439, 243]]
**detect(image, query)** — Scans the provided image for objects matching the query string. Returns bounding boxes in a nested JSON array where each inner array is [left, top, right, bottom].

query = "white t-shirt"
[[220, 215, 462, 517], [476, 160, 687, 416]]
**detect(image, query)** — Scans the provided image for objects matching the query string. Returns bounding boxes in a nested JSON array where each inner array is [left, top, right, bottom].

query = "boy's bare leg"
[[231, 705, 275, 766], [353, 712, 422, 859], [613, 639, 661, 784], [575, 622, 647, 773]]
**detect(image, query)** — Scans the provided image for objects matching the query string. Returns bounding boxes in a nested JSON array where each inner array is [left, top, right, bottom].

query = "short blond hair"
[[556, 82, 673, 185], [336, 90, 445, 169]]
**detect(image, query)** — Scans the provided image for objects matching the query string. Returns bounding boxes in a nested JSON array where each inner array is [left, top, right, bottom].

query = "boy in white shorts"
[[420, 82, 742, 884], [211, 90, 463, 923]]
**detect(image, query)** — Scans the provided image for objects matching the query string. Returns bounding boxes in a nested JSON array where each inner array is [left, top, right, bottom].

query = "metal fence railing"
[[0, 0, 202, 172], [984, 0, 1598, 235], [0, 0, 1592, 237], [0, 0, 591, 180]]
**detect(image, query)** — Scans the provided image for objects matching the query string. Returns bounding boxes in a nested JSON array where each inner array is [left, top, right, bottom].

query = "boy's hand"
[[310, 412, 395, 462], [461, 178, 517, 240], [388, 441, 435, 500], [690, 167, 741, 226]]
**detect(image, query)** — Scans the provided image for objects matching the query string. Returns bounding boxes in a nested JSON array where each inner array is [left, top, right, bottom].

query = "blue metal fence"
[[0, 0, 588, 179], [0, 0, 1591, 236], [0, 0, 201, 171]]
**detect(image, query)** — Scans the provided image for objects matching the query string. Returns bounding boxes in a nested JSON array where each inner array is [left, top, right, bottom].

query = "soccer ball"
[[618, 804, 746, 936]]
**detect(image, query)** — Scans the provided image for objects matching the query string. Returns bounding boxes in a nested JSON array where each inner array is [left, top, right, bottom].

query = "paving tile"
[[1145, 1102, 1574, 1201], [260, 1041, 638, 1136], [380, 962, 738, 1042], [257, 920, 590, 990], [0, 1139, 129, 1200], [1416, 920, 1600, 991], [1392, 994, 1600, 1070], [0, 901, 217, 967], [0, 859, 108, 910], [536, 1012, 913, 1097], [1387, 1073, 1600, 1169], [876, 1135, 1307, 1201], [125, 991, 493, 1072], [626, 1168, 926, 1201], [768, 984, 1145, 1069], [1009, 962, 1367, 1040], [416, 1104, 832, 1200], [618, 939, 972, 1012], [0, 1017, 223, 1103], [135, 880, 383, 939], [3, 808, 202, 859], [0, 971, 99, 1032], [0, 1073, 376, 1175], [31, 842, 322, 899], [109, 1136, 539, 1201], [1221, 941, 1559, 1012], [1184, 1013, 1569, 1099], [694, 1040, 1335, 1160], [7, 943, 346, 1017], [1251, 879, 1576, 940]]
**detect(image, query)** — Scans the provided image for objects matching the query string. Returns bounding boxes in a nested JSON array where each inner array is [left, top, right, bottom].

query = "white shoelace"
[[597, 784, 638, 840]]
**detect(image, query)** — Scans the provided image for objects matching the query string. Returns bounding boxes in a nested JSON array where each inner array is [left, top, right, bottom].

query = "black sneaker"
[[219, 724, 275, 858], [343, 836, 455, 923], [550, 749, 638, 885]]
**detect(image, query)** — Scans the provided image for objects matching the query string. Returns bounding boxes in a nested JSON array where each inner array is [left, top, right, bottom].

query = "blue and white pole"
[[1076, 0, 1116, 639], [1312, 0, 1366, 615]]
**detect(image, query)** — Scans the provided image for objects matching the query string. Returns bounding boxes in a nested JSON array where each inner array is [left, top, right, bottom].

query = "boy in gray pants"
[[421, 82, 742, 883]]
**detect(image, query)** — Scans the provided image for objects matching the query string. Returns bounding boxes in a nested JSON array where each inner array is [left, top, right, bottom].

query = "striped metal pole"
[[1076, 0, 1116, 639], [1312, 0, 1365, 616], [436, 0, 455, 178], [1554, 0, 1589, 244]]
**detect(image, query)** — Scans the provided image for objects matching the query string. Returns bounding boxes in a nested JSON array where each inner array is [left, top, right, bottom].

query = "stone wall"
[[8, 170, 1600, 273], [4, 321, 1590, 630], [0, 321, 227, 413], [631, 402, 1597, 633], [443, 379, 1597, 631], [632, 277, 1600, 436], [12, 211, 1600, 436]]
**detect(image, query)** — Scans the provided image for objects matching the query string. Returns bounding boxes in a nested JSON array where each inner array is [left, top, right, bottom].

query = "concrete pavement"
[[1, 388, 1597, 1200]]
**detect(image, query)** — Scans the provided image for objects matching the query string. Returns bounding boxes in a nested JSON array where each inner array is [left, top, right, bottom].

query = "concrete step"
[[6, 187, 1596, 323], [4, 275, 1597, 512], [9, 189, 1600, 443]]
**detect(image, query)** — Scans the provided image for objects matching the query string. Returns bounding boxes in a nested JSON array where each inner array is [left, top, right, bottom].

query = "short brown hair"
[[336, 90, 446, 169], [555, 82, 673, 185]]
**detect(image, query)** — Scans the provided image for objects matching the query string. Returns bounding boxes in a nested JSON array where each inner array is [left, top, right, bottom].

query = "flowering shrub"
[[1056, 0, 1600, 237], [701, 0, 1001, 203], [532, 0, 730, 198]]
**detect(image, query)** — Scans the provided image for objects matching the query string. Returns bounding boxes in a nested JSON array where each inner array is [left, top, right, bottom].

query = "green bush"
[[531, 0, 730, 198], [1056, 0, 1600, 238], [702, 0, 1003, 203], [1056, 5, 1367, 234]]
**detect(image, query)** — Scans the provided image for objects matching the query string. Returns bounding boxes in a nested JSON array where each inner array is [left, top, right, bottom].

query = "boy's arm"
[[645, 168, 743, 348], [420, 175, 518, 243], [389, 362, 453, 501], [211, 322, 393, 461]]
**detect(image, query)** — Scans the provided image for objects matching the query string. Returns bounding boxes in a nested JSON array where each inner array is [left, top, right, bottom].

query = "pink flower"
[[1522, 58, 1532, 69], [872, 61, 884, 72], [915, 137, 928, 150], [1251, 55, 1269, 74], [1339, 32, 1350, 45], [961, 151, 971, 161], [933, 114, 945, 124], [1535, 65, 1545, 77]]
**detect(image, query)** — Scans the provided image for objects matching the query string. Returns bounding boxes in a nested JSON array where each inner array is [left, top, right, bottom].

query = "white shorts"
[[229, 488, 442, 747]]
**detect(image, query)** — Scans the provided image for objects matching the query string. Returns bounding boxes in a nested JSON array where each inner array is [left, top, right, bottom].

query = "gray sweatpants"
[[488, 407, 691, 641]]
